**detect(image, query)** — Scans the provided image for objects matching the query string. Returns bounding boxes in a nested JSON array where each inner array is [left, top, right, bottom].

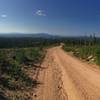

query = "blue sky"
[[0, 0, 100, 36]]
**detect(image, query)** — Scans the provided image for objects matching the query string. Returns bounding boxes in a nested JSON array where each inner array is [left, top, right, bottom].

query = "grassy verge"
[[0, 47, 45, 99], [63, 45, 100, 66]]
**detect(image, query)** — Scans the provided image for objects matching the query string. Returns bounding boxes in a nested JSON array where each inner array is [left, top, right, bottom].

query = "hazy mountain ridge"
[[0, 33, 60, 39]]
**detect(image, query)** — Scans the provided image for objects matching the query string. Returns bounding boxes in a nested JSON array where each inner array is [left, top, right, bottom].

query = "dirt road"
[[33, 47, 100, 100]]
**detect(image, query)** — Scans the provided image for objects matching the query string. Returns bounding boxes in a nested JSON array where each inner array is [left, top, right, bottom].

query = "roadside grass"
[[63, 45, 100, 66], [0, 47, 45, 99]]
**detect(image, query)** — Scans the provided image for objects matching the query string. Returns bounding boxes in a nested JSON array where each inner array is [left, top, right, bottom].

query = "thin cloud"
[[35, 10, 46, 16], [1, 14, 7, 18]]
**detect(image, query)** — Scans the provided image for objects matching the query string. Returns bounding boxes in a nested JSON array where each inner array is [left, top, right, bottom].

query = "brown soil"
[[32, 47, 100, 100]]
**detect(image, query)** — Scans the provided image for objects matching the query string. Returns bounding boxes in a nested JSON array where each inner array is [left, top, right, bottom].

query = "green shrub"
[[63, 46, 74, 52], [15, 50, 25, 64], [96, 55, 100, 65]]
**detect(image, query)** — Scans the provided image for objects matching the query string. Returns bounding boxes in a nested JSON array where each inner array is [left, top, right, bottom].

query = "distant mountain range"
[[0, 33, 61, 39]]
